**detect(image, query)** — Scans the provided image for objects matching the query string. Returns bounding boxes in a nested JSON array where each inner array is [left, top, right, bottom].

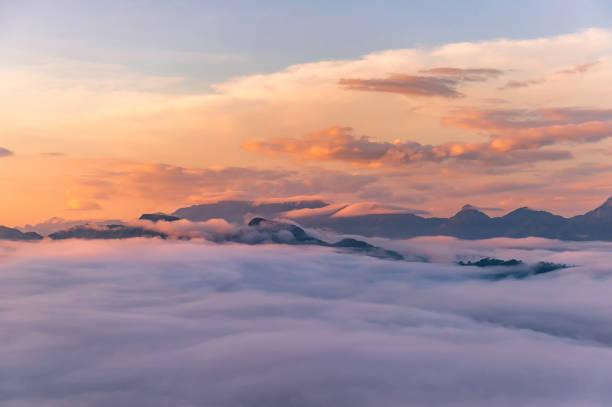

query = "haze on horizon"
[[2, 1, 612, 227]]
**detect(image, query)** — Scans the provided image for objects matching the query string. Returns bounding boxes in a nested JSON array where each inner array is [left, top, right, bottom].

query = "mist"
[[2, 238, 612, 406]]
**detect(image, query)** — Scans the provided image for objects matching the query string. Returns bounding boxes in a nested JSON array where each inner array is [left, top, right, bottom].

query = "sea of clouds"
[[2, 236, 612, 407]]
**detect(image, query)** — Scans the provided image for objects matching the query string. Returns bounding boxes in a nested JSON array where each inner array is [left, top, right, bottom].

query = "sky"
[[2, 1, 612, 225]]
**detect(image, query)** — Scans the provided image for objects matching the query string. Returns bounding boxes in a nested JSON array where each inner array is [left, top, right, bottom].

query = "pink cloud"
[[557, 61, 601, 75], [339, 67, 503, 98], [338, 74, 464, 98], [71, 160, 380, 210], [498, 79, 545, 90], [443, 108, 612, 150], [419, 67, 503, 81]]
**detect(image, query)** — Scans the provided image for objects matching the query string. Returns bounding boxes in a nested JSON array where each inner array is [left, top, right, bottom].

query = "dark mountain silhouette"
[[441, 205, 493, 239], [172, 199, 329, 223], [561, 196, 612, 240], [0, 225, 43, 241], [458, 258, 523, 267], [494, 207, 567, 238], [244, 217, 327, 245], [290, 196, 612, 241], [458, 257, 569, 280], [16, 196, 612, 242], [42, 216, 403, 261], [295, 213, 446, 239], [329, 238, 404, 261], [241, 217, 404, 260], [48, 224, 168, 240], [139, 213, 181, 222], [20, 217, 126, 235]]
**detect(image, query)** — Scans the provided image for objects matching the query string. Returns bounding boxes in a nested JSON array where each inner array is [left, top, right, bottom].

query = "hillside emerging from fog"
[[167, 196, 612, 241], [4, 196, 612, 242]]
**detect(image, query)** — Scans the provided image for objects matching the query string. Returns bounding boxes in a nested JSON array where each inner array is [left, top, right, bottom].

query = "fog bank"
[[1, 238, 612, 406]]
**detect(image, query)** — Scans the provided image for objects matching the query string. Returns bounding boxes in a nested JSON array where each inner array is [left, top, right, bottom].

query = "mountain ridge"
[[168, 196, 612, 241], [4, 196, 612, 242], [0, 225, 43, 241]]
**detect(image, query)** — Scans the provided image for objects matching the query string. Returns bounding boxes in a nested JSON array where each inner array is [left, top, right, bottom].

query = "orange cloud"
[[244, 126, 390, 163], [70, 160, 380, 212], [243, 126, 572, 167], [67, 199, 102, 211], [443, 108, 612, 150]]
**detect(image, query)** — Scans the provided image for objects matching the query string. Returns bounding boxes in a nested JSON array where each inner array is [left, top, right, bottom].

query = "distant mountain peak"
[[506, 207, 541, 215], [583, 195, 612, 215], [452, 204, 489, 221], [48, 224, 167, 240], [0, 225, 43, 241], [139, 213, 181, 222], [245, 217, 403, 260], [139, 194, 612, 242], [574, 196, 612, 225], [248, 217, 267, 226], [172, 199, 330, 223], [247, 217, 315, 243]]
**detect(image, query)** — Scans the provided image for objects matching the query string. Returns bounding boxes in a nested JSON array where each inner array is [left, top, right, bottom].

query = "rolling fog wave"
[[1, 238, 612, 407]]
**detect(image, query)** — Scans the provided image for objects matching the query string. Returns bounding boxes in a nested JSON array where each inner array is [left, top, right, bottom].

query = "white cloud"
[[331, 202, 428, 217], [1, 238, 612, 406]]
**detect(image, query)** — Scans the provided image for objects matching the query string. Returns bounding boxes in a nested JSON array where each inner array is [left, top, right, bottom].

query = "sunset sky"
[[3, 0, 612, 226]]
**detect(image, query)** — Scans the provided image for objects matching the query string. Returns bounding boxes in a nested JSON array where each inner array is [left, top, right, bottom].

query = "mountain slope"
[[0, 225, 43, 241], [493, 207, 567, 238], [48, 225, 168, 240], [173, 200, 329, 223], [293, 197, 612, 241], [243, 218, 404, 260], [441, 205, 492, 239], [564, 197, 612, 240], [162, 196, 612, 241]]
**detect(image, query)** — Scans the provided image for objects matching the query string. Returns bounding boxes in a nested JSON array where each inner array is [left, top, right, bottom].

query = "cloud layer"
[[2, 238, 612, 406]]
